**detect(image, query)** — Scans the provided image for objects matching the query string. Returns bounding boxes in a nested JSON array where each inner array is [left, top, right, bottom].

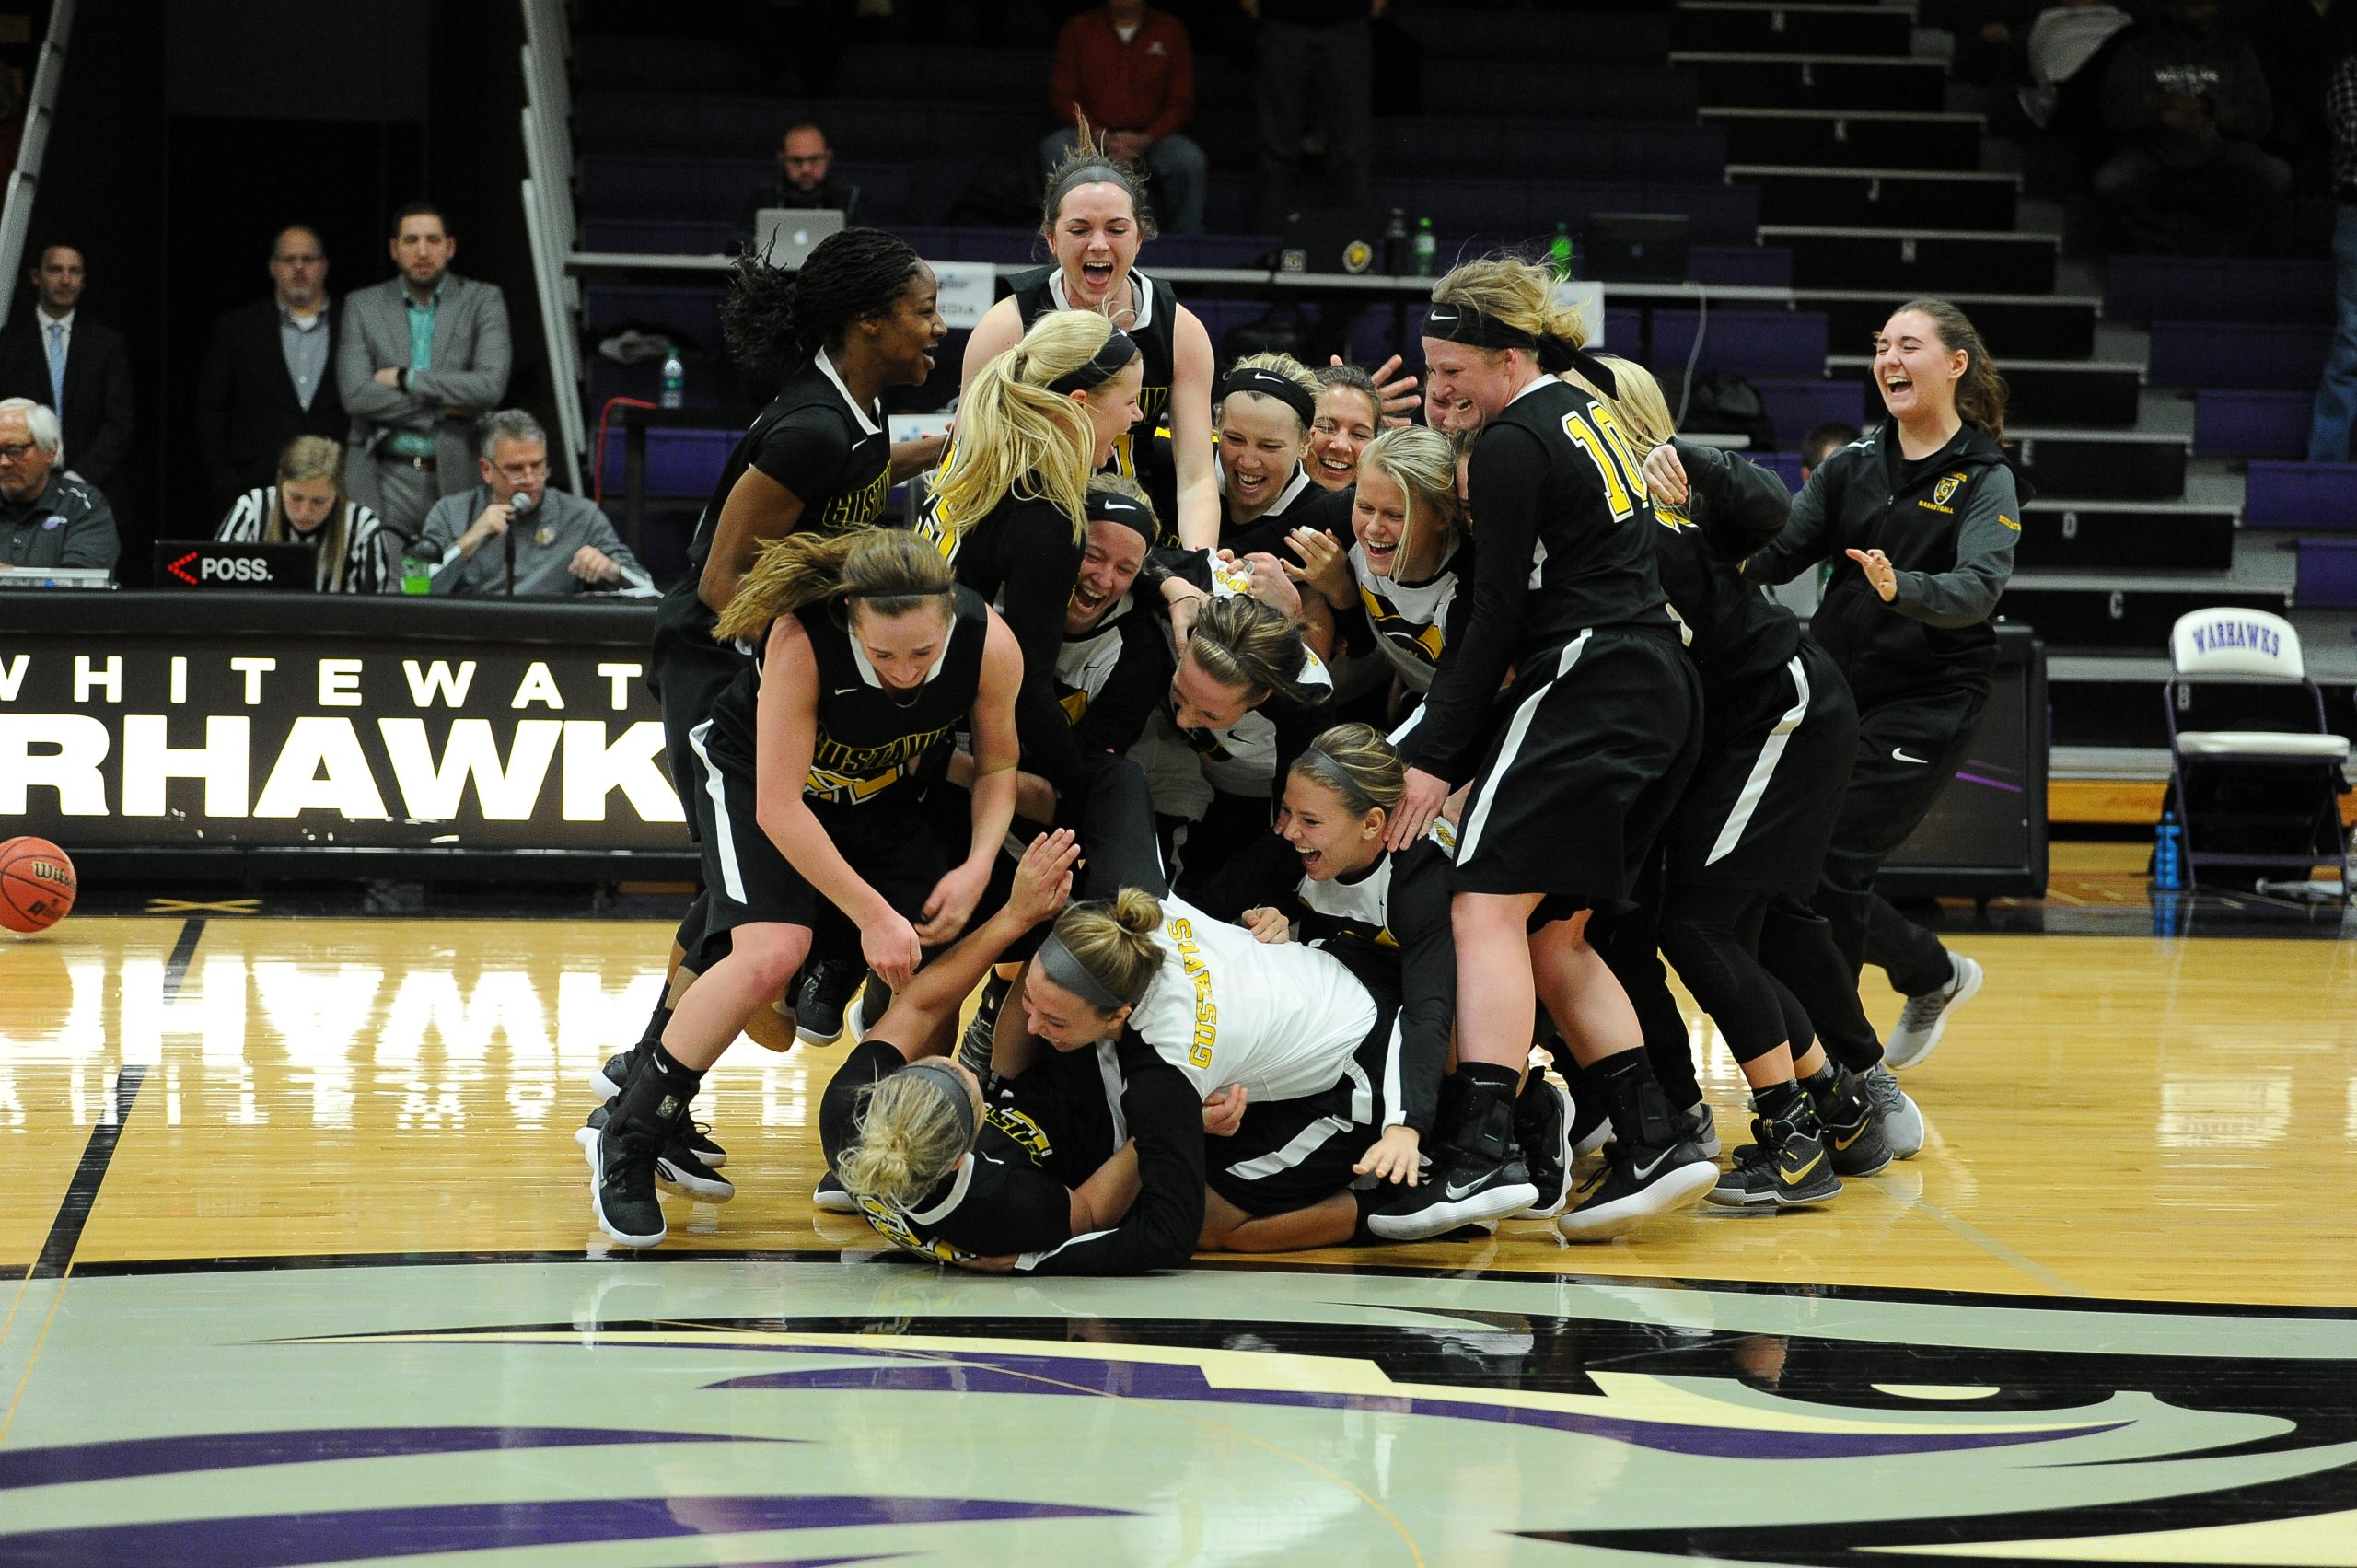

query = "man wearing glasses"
[[0, 398, 117, 575], [741, 120, 862, 234], [416, 410, 642, 597]]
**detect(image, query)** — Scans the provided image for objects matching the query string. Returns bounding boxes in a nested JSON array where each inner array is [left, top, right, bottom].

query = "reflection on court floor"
[[3, 914, 2354, 1564]]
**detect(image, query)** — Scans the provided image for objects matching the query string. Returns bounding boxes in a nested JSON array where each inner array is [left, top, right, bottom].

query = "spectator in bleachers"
[[214, 435, 393, 594], [418, 410, 643, 597], [194, 226, 346, 514], [339, 202, 511, 543], [0, 397, 115, 574], [2014, 0, 2135, 133], [2095, 0, 2292, 251], [2248, 0, 2357, 194], [1044, 0, 1208, 235], [1244, 0, 1379, 233], [0, 245, 134, 512], [745, 120, 863, 233], [2305, 52, 2357, 460]]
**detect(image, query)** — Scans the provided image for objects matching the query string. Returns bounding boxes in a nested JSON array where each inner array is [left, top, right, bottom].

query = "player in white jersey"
[[993, 883, 1422, 1252]]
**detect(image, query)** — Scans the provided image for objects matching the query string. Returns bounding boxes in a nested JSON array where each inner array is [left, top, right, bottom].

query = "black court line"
[[28, 918, 203, 1281]]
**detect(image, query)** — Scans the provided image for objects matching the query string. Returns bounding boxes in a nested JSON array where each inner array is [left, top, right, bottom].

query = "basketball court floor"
[[3, 844, 2353, 1565]]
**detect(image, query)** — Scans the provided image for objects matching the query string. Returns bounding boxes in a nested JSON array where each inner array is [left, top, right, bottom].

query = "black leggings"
[[1656, 884, 1815, 1067]]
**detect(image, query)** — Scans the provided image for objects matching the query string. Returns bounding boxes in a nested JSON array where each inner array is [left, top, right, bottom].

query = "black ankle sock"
[[1801, 1062, 1841, 1096], [1586, 1050, 1653, 1092], [1457, 1061, 1520, 1091], [650, 1042, 707, 1083], [1756, 1080, 1808, 1121]]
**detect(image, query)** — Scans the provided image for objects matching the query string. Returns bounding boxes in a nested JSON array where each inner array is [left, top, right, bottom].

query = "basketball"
[[0, 837, 76, 935]]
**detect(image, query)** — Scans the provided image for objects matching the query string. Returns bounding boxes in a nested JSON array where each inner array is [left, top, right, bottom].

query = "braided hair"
[[721, 226, 925, 383]]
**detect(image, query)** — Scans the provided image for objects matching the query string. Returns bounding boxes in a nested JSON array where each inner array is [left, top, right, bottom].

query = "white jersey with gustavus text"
[[1126, 893, 1376, 1101]]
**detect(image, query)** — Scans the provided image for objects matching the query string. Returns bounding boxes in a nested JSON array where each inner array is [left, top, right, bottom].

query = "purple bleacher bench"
[[2246, 461, 2357, 531], [2150, 321, 2333, 390], [2194, 390, 2316, 459], [1650, 309, 1829, 377], [598, 427, 737, 501], [2105, 257, 2335, 324], [1747, 376, 1868, 452], [2295, 537, 2357, 608]]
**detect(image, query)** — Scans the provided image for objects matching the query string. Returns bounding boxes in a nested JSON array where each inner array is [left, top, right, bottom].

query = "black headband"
[[898, 1059, 979, 1151], [1086, 487, 1159, 545], [1425, 301, 1590, 377], [1036, 930, 1132, 1013], [1562, 347, 1619, 397], [1220, 366, 1318, 428], [1048, 326, 1140, 394]]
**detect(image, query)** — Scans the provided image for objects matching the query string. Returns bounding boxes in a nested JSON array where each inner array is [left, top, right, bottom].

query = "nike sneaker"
[[1366, 1074, 1538, 1240], [1809, 1065, 1894, 1178], [1709, 1109, 1842, 1207], [1514, 1067, 1575, 1218], [1884, 952, 1983, 1069]]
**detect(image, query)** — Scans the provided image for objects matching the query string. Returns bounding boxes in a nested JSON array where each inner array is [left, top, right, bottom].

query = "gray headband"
[[1036, 931, 1131, 1013], [899, 1059, 979, 1150]]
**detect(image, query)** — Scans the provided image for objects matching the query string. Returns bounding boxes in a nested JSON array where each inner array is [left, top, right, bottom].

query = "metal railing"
[[518, 0, 587, 494], [0, 0, 78, 332]]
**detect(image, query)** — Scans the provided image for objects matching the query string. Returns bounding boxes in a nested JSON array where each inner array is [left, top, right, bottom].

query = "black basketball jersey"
[[1219, 466, 1352, 560], [1056, 589, 1175, 756], [1009, 264, 1181, 532], [819, 1041, 1072, 1264], [1650, 514, 1802, 698], [708, 584, 991, 807], [1407, 377, 1672, 780], [658, 353, 894, 646]]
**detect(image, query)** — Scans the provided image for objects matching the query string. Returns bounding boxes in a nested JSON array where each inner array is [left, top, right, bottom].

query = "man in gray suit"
[[337, 201, 511, 541]]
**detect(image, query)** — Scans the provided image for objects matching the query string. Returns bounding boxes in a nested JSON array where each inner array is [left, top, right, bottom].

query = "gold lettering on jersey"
[[1357, 581, 1445, 666], [986, 1105, 1052, 1160], [804, 719, 955, 805], [1137, 384, 1170, 428], [818, 466, 892, 532], [857, 1193, 964, 1263], [1167, 916, 1217, 1070]]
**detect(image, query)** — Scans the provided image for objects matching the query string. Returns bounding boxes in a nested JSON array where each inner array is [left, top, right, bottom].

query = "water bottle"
[[1412, 216, 1435, 279], [659, 350, 685, 410], [400, 552, 431, 595], [1384, 208, 1409, 275], [1548, 221, 1574, 281], [2153, 807, 2183, 890]]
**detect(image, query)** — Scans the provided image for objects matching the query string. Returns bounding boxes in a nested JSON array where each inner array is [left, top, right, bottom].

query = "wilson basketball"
[[0, 837, 76, 935]]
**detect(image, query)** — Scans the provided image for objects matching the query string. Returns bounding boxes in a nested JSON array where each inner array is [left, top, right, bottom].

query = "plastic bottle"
[[2153, 807, 2183, 891], [659, 350, 685, 410], [1548, 221, 1574, 280], [1412, 216, 1435, 279], [1384, 208, 1410, 275], [400, 553, 431, 595]]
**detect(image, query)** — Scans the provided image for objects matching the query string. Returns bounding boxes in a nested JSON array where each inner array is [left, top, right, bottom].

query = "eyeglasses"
[[0, 442, 40, 461]]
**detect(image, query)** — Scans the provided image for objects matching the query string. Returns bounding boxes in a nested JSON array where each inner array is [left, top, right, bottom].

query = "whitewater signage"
[[0, 594, 692, 862]]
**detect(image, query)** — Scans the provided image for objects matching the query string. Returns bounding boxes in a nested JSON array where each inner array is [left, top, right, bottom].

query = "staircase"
[[1679, 0, 2357, 824]]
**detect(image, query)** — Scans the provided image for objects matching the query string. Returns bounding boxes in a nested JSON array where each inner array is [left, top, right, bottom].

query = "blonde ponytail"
[[1047, 888, 1165, 1011], [933, 310, 1134, 548], [838, 1070, 974, 1213], [714, 525, 952, 644]]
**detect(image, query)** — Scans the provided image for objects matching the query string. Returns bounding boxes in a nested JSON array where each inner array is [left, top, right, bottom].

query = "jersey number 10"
[[1561, 407, 1651, 523]]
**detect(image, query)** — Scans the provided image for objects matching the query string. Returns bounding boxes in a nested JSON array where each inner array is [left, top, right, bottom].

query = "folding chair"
[[2163, 609, 2351, 894]]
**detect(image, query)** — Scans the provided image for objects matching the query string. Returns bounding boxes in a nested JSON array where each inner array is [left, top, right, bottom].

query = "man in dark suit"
[[194, 225, 346, 511], [0, 244, 134, 505]]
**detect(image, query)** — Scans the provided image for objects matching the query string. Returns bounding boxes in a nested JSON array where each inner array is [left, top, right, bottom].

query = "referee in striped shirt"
[[214, 434, 396, 593]]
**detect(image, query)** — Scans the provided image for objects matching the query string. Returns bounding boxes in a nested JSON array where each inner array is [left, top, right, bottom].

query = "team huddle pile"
[[581, 136, 2020, 1271]]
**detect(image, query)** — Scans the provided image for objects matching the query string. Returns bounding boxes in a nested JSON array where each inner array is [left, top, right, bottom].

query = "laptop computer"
[[1277, 207, 1385, 276], [1585, 214, 1690, 284], [754, 207, 848, 269], [154, 540, 315, 592]]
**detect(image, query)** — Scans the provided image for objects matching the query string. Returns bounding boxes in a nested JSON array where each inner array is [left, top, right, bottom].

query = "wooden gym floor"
[[3, 845, 2352, 1565]]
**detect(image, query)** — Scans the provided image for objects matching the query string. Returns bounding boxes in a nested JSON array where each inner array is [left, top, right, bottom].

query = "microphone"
[[503, 489, 534, 595]]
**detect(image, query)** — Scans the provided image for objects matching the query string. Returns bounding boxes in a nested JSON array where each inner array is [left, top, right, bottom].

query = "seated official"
[[215, 435, 395, 594], [418, 409, 644, 596], [0, 396, 117, 575]]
